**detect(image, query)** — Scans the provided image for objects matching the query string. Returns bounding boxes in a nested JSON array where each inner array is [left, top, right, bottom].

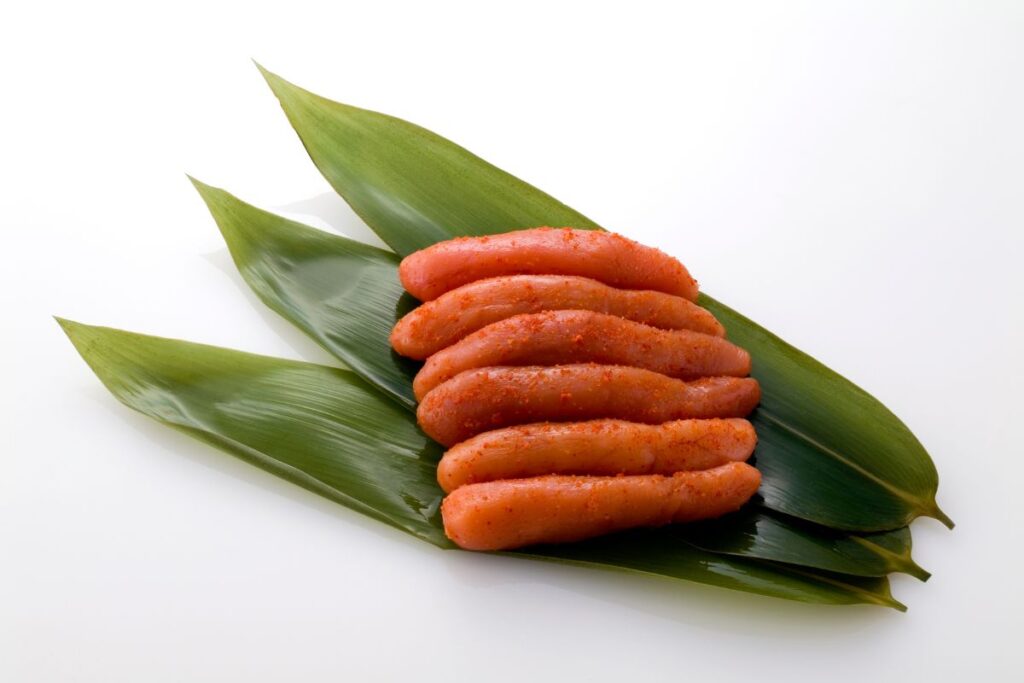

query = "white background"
[[3, 2, 1022, 681]]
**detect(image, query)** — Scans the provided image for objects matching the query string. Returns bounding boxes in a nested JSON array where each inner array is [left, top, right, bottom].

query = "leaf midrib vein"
[[757, 408, 923, 509]]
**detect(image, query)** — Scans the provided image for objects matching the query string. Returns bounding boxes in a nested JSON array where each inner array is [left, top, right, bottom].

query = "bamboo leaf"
[[57, 318, 446, 545], [189, 176, 418, 409], [195, 184, 927, 578], [58, 319, 904, 609], [258, 67, 950, 532], [523, 535, 906, 611], [677, 508, 930, 581], [704, 298, 950, 530], [256, 63, 599, 255]]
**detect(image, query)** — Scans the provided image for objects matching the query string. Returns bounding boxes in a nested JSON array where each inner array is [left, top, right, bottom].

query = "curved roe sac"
[[399, 227, 699, 302], [390, 275, 724, 360], [442, 463, 762, 551], [391, 229, 762, 552], [413, 310, 750, 400], [436, 418, 757, 492], [416, 365, 761, 447]]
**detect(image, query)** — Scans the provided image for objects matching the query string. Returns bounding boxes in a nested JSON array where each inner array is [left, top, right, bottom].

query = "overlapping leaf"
[[258, 66, 950, 532], [704, 299, 952, 530], [190, 177, 418, 408], [59, 319, 905, 609], [677, 508, 929, 580], [54, 65, 954, 609], [253, 63, 599, 253], [57, 319, 446, 544], [192, 181, 924, 582]]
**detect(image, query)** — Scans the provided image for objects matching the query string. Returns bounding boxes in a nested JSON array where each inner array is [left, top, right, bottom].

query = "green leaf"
[[704, 297, 951, 531], [677, 508, 930, 581], [57, 317, 446, 545], [256, 62, 599, 255], [259, 66, 950, 532], [189, 176, 418, 409], [522, 534, 906, 611], [58, 319, 904, 609], [195, 184, 926, 581]]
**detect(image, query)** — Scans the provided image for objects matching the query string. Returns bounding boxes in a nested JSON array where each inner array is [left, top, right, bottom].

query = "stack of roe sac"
[[389, 228, 762, 551]]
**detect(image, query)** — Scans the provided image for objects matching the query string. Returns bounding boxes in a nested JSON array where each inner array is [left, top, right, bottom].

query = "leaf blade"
[[520, 532, 906, 611], [260, 68, 948, 531], [59, 319, 902, 608], [677, 508, 929, 580], [195, 187, 928, 579], [257, 63, 600, 255], [703, 296, 951, 530], [57, 317, 446, 545], [190, 176, 419, 409]]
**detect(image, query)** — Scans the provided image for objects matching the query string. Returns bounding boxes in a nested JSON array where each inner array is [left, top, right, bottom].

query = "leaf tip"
[[252, 59, 271, 79], [54, 316, 82, 340], [186, 178, 273, 262], [906, 562, 932, 583], [252, 62, 339, 126], [929, 504, 955, 530], [253, 61, 296, 102], [186, 174, 219, 202], [55, 317, 103, 364], [187, 176, 237, 231]]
